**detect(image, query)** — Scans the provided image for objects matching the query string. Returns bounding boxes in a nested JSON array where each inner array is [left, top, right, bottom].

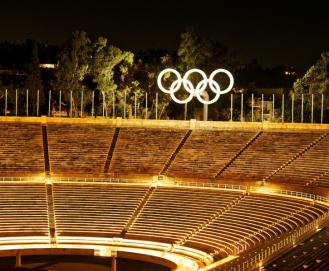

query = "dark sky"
[[0, 0, 328, 71]]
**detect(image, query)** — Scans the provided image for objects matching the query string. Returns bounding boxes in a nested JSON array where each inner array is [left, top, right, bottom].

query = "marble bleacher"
[[109, 128, 186, 175], [126, 187, 243, 243], [166, 130, 256, 179], [47, 124, 114, 175], [185, 193, 327, 256], [0, 183, 48, 238], [271, 135, 329, 186], [53, 183, 148, 238], [265, 226, 329, 271], [218, 132, 322, 182], [0, 123, 44, 175]]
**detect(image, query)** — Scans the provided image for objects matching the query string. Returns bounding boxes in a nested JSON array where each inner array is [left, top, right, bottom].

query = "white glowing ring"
[[196, 80, 221, 105], [157, 68, 182, 94], [209, 69, 234, 94], [157, 68, 234, 105], [182, 68, 208, 95]]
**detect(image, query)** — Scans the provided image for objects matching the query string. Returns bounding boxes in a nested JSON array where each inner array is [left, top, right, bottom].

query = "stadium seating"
[[47, 124, 115, 174], [1, 120, 329, 270], [271, 136, 329, 186], [0, 123, 44, 175], [0, 183, 48, 237], [126, 187, 243, 243], [185, 193, 327, 256], [109, 128, 186, 175], [53, 183, 148, 237], [265, 226, 329, 271], [166, 130, 256, 179], [218, 132, 322, 182]]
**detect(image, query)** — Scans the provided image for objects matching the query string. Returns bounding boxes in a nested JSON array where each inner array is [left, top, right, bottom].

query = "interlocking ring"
[[157, 68, 234, 104]]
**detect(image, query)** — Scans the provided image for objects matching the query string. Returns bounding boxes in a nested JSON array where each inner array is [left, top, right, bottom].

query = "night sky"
[[1, 0, 328, 71]]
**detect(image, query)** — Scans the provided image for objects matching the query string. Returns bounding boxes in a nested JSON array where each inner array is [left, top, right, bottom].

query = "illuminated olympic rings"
[[157, 68, 234, 104]]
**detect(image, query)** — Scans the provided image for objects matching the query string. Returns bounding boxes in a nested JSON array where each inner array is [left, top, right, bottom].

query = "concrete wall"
[[0, 116, 329, 131]]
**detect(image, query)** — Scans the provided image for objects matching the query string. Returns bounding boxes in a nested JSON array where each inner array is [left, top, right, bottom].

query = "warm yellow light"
[[39, 63, 57, 69]]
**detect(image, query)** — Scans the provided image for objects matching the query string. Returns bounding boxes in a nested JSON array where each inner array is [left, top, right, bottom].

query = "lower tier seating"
[[53, 183, 148, 237], [265, 226, 329, 271], [0, 183, 49, 238]]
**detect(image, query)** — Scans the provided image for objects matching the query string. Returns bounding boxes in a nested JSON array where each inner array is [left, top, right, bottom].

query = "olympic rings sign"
[[157, 68, 234, 104]]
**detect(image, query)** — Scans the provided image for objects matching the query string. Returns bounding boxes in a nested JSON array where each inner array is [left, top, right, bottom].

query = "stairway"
[[120, 186, 156, 237], [104, 128, 120, 173], [42, 125, 50, 177], [159, 130, 192, 176], [46, 183, 56, 244], [263, 133, 327, 182], [174, 193, 247, 249], [214, 131, 263, 178], [307, 170, 328, 186]]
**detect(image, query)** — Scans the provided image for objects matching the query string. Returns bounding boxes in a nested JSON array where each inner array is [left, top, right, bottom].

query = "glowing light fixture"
[[157, 68, 234, 105]]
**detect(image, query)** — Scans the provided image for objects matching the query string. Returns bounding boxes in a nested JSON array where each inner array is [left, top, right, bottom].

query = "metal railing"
[[0, 176, 327, 203], [1, 89, 328, 124]]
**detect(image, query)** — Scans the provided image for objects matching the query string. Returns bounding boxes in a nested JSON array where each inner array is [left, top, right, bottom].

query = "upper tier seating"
[[109, 128, 186, 175], [218, 132, 322, 182], [0, 123, 44, 175], [166, 130, 256, 179], [47, 124, 114, 174], [271, 136, 329, 186], [0, 183, 49, 238]]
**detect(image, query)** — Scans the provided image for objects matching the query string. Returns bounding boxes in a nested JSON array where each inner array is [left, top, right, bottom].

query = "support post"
[[102, 92, 105, 117], [5, 89, 7, 116], [301, 94, 304, 123], [202, 91, 209, 121], [155, 92, 158, 120], [112, 91, 115, 118], [15, 89, 18, 116], [26, 89, 29, 116], [37, 90, 39, 117], [111, 253, 117, 271], [15, 251, 21, 267], [292, 94, 294, 123], [124, 91, 127, 119], [272, 94, 275, 121], [59, 90, 61, 117], [311, 93, 314, 123], [48, 90, 51, 117], [251, 93, 254, 122], [80, 90, 83, 117], [92, 91, 95, 117], [261, 93, 264, 122], [281, 94, 284, 123], [203, 104, 208, 121], [145, 92, 148, 119], [240, 93, 244, 122], [70, 91, 73, 117], [321, 94, 324, 124], [134, 93, 137, 119], [230, 93, 233, 121], [184, 103, 187, 120]]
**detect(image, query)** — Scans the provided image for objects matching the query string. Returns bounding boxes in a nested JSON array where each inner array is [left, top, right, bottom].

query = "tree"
[[52, 31, 91, 116], [118, 50, 173, 119], [25, 41, 44, 115], [292, 52, 329, 122], [176, 30, 239, 120], [90, 37, 134, 116], [293, 52, 329, 96]]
